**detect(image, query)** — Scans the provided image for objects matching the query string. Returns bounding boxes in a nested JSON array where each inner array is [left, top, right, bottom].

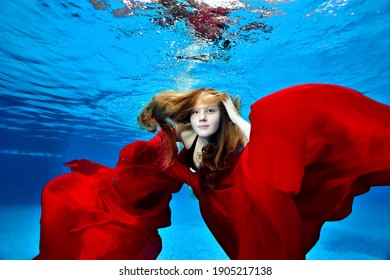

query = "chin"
[[197, 130, 217, 139], [197, 132, 212, 138]]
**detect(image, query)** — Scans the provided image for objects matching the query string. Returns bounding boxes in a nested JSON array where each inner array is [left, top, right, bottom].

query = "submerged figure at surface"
[[139, 84, 390, 259], [89, 0, 274, 44], [34, 129, 183, 260]]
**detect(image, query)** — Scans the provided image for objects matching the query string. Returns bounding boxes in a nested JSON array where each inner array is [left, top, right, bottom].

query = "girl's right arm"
[[175, 123, 197, 149]]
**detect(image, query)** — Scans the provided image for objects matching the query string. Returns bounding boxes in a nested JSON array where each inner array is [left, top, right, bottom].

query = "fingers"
[[222, 97, 237, 112], [222, 97, 240, 125], [222, 98, 232, 108]]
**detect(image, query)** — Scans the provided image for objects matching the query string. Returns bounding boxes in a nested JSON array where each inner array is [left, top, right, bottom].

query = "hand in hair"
[[222, 97, 241, 124], [222, 97, 251, 143]]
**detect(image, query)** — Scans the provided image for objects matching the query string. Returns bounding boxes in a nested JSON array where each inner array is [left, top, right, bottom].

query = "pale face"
[[190, 100, 221, 140]]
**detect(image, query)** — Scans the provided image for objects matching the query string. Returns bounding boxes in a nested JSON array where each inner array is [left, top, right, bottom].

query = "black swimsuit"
[[186, 135, 199, 171]]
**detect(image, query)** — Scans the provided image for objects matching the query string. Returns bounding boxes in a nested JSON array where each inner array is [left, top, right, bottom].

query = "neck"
[[198, 135, 210, 145]]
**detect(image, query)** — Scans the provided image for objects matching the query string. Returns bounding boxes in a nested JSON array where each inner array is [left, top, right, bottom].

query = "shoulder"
[[176, 123, 197, 149]]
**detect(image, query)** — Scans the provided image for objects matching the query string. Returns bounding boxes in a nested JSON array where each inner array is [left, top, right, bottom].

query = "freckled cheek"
[[210, 116, 221, 132], [190, 116, 197, 127], [190, 119, 203, 133]]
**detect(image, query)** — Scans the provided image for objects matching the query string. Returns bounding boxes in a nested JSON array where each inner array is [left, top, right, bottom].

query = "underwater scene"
[[0, 0, 389, 260]]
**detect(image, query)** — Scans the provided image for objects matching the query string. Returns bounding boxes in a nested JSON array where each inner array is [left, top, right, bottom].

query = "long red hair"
[[138, 88, 245, 188]]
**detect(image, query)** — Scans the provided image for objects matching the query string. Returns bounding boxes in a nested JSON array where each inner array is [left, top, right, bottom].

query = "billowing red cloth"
[[34, 131, 183, 260], [168, 84, 390, 259]]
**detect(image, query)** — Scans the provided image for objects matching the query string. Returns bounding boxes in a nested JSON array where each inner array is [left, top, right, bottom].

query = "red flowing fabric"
[[168, 84, 390, 259], [34, 131, 183, 260]]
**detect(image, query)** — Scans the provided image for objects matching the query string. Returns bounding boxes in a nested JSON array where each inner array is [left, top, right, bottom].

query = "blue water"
[[1, 0, 389, 260]]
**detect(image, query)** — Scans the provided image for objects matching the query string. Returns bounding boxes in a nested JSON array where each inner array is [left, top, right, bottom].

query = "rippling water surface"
[[2, 0, 389, 147]]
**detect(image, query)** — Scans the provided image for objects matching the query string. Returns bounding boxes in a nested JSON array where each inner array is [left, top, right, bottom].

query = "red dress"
[[34, 131, 183, 260], [168, 84, 390, 259]]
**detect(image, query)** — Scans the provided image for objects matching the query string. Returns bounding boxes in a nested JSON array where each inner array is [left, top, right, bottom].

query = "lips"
[[198, 125, 209, 129]]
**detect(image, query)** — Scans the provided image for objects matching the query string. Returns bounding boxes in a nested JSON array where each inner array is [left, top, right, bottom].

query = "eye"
[[207, 108, 217, 114], [192, 110, 199, 115]]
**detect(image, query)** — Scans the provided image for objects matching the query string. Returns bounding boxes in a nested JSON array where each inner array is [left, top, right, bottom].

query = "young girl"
[[139, 84, 390, 259]]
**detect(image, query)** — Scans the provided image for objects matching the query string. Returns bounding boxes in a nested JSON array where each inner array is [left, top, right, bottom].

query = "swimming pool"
[[0, 0, 389, 260]]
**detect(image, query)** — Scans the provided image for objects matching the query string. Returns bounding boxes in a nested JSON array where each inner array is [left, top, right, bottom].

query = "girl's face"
[[190, 100, 221, 140]]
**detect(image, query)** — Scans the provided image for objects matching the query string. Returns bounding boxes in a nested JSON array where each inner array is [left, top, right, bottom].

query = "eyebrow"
[[193, 105, 219, 110]]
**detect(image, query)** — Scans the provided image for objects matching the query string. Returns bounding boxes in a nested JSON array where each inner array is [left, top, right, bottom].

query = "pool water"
[[0, 0, 389, 260], [1, 186, 389, 260]]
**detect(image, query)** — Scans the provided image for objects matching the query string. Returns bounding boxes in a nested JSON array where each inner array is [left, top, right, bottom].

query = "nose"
[[199, 110, 207, 122]]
